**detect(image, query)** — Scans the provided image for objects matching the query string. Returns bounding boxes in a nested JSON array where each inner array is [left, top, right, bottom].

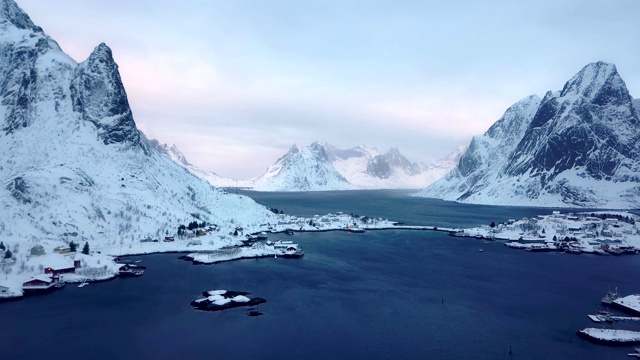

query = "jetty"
[[587, 314, 640, 323], [577, 328, 640, 344], [613, 295, 640, 316]]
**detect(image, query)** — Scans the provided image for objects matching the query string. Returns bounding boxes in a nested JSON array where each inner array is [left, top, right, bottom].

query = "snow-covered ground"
[[455, 210, 640, 254], [0, 243, 120, 299], [0, 211, 397, 299], [3, 206, 640, 302], [190, 289, 266, 313]]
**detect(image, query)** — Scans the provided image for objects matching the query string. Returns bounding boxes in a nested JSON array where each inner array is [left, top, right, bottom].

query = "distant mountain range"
[[158, 141, 465, 192], [418, 61, 640, 208]]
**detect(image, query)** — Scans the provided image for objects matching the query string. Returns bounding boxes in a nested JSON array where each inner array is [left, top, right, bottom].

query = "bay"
[[1, 190, 639, 359]]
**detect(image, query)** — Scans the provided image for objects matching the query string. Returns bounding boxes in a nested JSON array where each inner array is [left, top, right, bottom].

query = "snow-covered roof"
[[26, 274, 53, 283]]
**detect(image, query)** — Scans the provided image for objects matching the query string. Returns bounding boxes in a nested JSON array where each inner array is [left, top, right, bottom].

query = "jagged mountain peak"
[[385, 147, 401, 156], [378, 147, 420, 176], [456, 95, 541, 178], [559, 61, 630, 106], [0, 0, 39, 32], [147, 138, 191, 166], [90, 42, 113, 60], [252, 142, 352, 191], [70, 42, 144, 149], [288, 143, 300, 153], [507, 61, 639, 181], [486, 94, 541, 139], [307, 141, 329, 161], [421, 62, 640, 208], [275, 143, 299, 162], [0, 1, 279, 244], [324, 143, 378, 161]]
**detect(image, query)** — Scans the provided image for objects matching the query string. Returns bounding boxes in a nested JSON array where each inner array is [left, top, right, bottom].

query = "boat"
[[119, 263, 146, 276], [479, 248, 484, 252], [78, 280, 88, 288], [526, 244, 551, 252], [588, 310, 614, 323], [272, 240, 304, 258], [246, 232, 268, 241], [602, 287, 619, 306]]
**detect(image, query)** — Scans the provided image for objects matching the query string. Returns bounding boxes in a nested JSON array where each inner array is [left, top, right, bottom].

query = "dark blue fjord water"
[[2, 190, 640, 360]]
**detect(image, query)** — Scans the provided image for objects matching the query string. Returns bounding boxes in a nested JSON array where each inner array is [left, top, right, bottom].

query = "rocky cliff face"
[[0, 0, 277, 243], [70, 43, 144, 149], [506, 62, 640, 183], [419, 62, 640, 208], [365, 148, 421, 179], [0, 2, 72, 135]]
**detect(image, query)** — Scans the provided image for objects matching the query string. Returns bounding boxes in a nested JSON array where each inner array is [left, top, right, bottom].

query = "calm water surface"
[[1, 190, 639, 360]]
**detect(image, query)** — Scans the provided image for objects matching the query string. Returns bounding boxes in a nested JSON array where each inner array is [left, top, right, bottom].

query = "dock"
[[613, 295, 640, 316], [577, 328, 640, 344], [588, 314, 640, 323]]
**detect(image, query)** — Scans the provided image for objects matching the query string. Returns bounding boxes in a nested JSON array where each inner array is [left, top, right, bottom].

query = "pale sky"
[[18, 0, 640, 179]]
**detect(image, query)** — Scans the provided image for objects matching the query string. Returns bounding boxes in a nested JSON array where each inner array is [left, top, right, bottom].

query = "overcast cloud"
[[18, 0, 640, 179]]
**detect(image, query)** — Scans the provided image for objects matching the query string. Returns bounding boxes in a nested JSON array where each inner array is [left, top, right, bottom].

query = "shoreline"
[[2, 209, 639, 302]]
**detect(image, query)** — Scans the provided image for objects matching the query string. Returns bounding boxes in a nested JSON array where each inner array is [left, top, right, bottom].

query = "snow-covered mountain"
[[0, 0, 278, 244], [326, 143, 464, 190], [419, 62, 640, 208], [146, 139, 252, 188], [417, 145, 468, 187], [246, 142, 463, 191], [252, 142, 354, 191]]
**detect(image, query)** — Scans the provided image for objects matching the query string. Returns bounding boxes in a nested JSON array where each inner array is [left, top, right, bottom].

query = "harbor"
[[578, 289, 640, 351]]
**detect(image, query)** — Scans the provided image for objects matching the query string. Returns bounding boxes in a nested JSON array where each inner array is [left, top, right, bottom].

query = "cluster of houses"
[[139, 226, 219, 244], [486, 211, 640, 254], [22, 262, 78, 293], [0, 241, 146, 298], [270, 212, 371, 232]]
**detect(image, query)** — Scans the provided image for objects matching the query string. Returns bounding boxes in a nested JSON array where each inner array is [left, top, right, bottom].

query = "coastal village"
[[3, 209, 640, 299], [0, 211, 397, 300], [451, 210, 640, 351], [4, 208, 640, 350], [452, 210, 640, 255]]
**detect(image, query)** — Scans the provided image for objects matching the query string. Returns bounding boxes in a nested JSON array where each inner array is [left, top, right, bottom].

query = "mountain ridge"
[[419, 61, 640, 208], [0, 0, 278, 244]]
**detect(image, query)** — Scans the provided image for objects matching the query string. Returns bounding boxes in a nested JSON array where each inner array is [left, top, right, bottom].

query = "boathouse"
[[44, 264, 76, 275], [22, 275, 56, 291]]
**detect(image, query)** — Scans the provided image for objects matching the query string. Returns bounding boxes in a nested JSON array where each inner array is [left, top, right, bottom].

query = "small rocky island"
[[191, 290, 266, 315]]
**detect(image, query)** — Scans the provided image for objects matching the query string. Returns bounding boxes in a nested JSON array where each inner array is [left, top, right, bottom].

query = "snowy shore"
[[2, 209, 640, 301], [452, 211, 640, 255], [577, 328, 640, 344], [0, 212, 394, 299]]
